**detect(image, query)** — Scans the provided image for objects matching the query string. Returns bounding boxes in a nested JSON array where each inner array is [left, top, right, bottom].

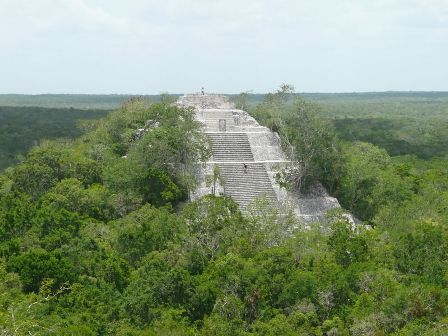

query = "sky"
[[0, 0, 447, 94]]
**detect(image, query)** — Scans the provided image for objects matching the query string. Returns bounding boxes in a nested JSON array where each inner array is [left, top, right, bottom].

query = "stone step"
[[211, 143, 252, 146], [212, 151, 253, 155], [221, 173, 270, 177], [216, 162, 277, 210], [224, 183, 274, 188], [208, 137, 253, 142], [208, 133, 254, 163], [211, 146, 252, 149], [220, 174, 270, 178], [231, 182, 274, 185], [204, 119, 235, 122], [211, 140, 250, 142], [221, 175, 273, 179], [225, 186, 275, 190], [226, 192, 276, 196], [225, 188, 275, 192], [227, 191, 276, 195], [212, 149, 253, 152], [211, 146, 252, 150], [213, 158, 254, 160], [213, 157, 253, 162], [212, 150, 252, 153], [212, 153, 253, 156]]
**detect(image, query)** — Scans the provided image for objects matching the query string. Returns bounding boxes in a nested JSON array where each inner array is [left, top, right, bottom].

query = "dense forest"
[[0, 91, 447, 335], [0, 106, 110, 170], [314, 92, 448, 160]]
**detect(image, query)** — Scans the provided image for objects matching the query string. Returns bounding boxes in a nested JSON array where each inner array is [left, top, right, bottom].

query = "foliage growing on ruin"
[[250, 85, 340, 192]]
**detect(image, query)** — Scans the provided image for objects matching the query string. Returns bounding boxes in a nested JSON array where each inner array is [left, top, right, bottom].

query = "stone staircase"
[[217, 162, 278, 209], [206, 131, 277, 210], [208, 133, 254, 162]]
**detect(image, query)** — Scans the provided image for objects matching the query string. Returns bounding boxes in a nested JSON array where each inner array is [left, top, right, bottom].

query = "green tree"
[[393, 221, 448, 285], [40, 178, 114, 221], [233, 91, 252, 111], [7, 249, 75, 293], [181, 195, 244, 260], [111, 204, 184, 266], [122, 251, 193, 326], [251, 85, 340, 191], [328, 221, 369, 267]]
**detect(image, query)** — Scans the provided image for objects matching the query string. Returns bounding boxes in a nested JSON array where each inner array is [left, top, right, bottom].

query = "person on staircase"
[[243, 163, 248, 173]]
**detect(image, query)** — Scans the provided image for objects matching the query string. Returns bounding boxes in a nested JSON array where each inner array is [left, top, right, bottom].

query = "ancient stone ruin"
[[178, 93, 341, 223]]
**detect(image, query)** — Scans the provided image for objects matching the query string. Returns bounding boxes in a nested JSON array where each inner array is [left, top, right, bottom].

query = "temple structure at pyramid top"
[[177, 93, 235, 109]]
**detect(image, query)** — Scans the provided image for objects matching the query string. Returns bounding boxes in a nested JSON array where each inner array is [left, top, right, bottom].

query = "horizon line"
[[1, 90, 448, 96]]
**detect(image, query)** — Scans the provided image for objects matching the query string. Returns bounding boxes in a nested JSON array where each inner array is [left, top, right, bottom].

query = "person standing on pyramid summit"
[[201, 87, 205, 95]]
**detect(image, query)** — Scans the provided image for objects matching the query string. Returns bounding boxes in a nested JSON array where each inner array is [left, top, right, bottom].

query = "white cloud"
[[65, 0, 129, 32]]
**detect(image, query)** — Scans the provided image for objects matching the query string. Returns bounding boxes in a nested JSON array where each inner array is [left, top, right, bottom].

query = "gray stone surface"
[[178, 94, 235, 109], [180, 93, 342, 223], [247, 132, 287, 161]]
